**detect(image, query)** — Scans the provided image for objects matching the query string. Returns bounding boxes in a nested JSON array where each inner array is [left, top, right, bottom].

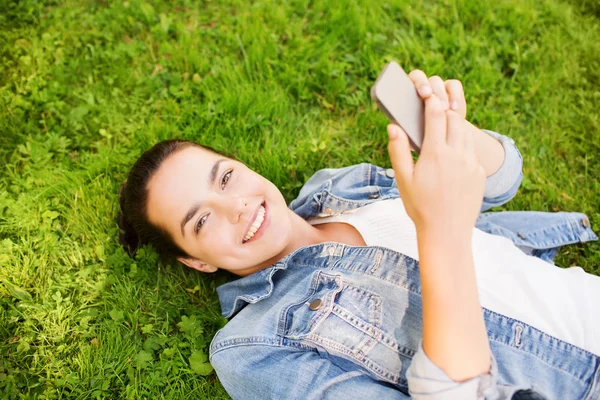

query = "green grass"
[[1, 0, 599, 398]]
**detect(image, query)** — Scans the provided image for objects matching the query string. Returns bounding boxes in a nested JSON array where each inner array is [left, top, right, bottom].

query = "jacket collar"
[[217, 259, 289, 319]]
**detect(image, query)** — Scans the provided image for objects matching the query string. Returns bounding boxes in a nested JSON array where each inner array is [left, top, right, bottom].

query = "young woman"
[[118, 70, 600, 400]]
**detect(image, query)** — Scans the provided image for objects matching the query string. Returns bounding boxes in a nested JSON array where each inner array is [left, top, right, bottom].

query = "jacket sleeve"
[[480, 130, 524, 212], [210, 344, 408, 400], [406, 341, 547, 400], [288, 164, 358, 211]]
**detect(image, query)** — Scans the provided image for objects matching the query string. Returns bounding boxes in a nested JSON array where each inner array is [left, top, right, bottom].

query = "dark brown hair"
[[118, 139, 238, 259]]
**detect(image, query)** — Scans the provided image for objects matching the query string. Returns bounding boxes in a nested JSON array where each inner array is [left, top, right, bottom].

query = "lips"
[[242, 201, 266, 243]]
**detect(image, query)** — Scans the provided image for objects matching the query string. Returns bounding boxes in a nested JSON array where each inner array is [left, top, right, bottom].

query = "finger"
[[446, 110, 465, 150], [408, 69, 433, 98], [387, 124, 414, 186], [429, 76, 448, 109], [444, 79, 466, 116], [422, 95, 448, 151]]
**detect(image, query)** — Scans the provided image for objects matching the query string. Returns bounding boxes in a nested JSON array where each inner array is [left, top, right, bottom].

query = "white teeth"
[[244, 205, 265, 242]]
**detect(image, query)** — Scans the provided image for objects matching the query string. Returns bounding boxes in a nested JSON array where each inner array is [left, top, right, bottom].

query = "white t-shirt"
[[307, 198, 600, 356]]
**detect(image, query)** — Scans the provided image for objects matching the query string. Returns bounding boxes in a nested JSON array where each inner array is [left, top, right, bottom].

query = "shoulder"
[[308, 162, 398, 184], [292, 163, 395, 201], [302, 162, 376, 188]]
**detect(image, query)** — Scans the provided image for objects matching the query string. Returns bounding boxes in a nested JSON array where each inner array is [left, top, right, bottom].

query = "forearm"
[[466, 121, 505, 177], [417, 229, 491, 382]]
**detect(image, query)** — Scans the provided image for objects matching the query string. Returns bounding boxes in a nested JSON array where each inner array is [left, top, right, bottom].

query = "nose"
[[214, 194, 249, 224]]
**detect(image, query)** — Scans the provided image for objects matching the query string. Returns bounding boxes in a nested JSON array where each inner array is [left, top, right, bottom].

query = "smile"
[[243, 201, 268, 244]]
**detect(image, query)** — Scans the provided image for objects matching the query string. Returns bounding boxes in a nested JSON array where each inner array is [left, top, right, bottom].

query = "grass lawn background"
[[1, 0, 599, 398]]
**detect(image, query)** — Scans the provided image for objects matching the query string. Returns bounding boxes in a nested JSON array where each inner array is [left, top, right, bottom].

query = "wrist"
[[416, 228, 475, 276], [416, 226, 473, 245]]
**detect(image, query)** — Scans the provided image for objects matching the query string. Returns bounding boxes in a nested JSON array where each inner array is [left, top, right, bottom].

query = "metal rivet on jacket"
[[308, 299, 322, 311]]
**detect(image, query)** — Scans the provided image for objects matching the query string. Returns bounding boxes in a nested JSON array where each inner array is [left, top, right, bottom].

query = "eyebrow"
[[180, 158, 227, 237]]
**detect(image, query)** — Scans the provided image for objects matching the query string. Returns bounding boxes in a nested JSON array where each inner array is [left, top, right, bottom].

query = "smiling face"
[[146, 146, 295, 276]]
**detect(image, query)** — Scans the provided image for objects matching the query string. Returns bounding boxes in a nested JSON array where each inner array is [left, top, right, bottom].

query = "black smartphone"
[[371, 61, 424, 153]]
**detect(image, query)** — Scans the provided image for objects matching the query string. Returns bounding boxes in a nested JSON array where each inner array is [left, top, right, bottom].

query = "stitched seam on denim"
[[360, 330, 379, 356], [223, 266, 284, 319], [482, 221, 588, 249], [287, 280, 386, 356], [322, 190, 380, 207], [328, 304, 377, 360], [340, 284, 381, 303], [305, 333, 402, 384], [487, 337, 585, 380], [374, 165, 398, 188], [280, 239, 354, 267], [370, 250, 383, 273], [278, 271, 320, 337], [337, 246, 421, 292], [328, 243, 416, 263], [567, 213, 592, 241], [484, 308, 600, 359], [362, 293, 384, 354], [517, 221, 586, 248], [282, 272, 345, 338], [514, 324, 523, 348], [292, 244, 422, 291], [283, 340, 319, 351], [210, 336, 285, 355], [303, 288, 340, 334], [338, 266, 419, 292], [285, 278, 408, 385], [313, 282, 404, 355], [331, 304, 377, 336], [288, 243, 403, 260], [331, 304, 405, 355], [366, 166, 384, 196], [210, 340, 320, 363], [484, 308, 598, 383], [582, 360, 600, 400]]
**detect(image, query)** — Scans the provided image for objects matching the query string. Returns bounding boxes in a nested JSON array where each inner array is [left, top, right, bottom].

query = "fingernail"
[[450, 101, 458, 110], [419, 85, 432, 97], [388, 126, 398, 140]]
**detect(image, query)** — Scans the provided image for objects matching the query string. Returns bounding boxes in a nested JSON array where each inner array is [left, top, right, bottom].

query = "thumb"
[[387, 124, 414, 187]]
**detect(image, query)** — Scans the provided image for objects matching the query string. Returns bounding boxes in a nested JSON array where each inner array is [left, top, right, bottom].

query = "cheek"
[[240, 174, 264, 192], [192, 224, 238, 255]]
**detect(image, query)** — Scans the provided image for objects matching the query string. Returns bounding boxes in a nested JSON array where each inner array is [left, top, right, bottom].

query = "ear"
[[177, 257, 218, 273]]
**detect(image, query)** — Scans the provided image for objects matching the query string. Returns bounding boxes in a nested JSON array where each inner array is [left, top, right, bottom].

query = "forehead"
[[155, 146, 222, 189], [146, 146, 223, 227]]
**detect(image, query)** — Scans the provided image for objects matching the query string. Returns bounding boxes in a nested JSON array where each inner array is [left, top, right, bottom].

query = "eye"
[[194, 169, 233, 235], [221, 169, 233, 190], [195, 215, 208, 235]]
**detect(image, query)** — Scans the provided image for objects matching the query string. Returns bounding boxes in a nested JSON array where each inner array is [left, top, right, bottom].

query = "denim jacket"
[[209, 131, 599, 400]]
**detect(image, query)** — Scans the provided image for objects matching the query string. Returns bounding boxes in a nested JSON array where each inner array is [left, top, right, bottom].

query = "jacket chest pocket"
[[281, 271, 403, 384]]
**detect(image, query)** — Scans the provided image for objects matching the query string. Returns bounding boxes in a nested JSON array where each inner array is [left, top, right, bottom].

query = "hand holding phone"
[[386, 91, 484, 237], [406, 69, 468, 119]]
